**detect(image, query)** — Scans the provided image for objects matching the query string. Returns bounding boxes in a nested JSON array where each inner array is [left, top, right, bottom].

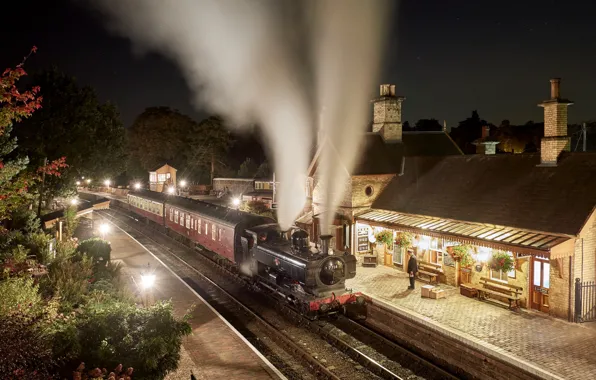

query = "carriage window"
[[197, 219, 201, 234], [174, 210, 179, 223], [186, 214, 191, 229], [205, 223, 208, 235], [170, 208, 173, 221], [212, 225, 217, 241], [179, 212, 184, 226], [218, 229, 223, 241]]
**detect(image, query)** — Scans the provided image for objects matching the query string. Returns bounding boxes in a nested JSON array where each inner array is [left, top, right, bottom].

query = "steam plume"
[[87, 0, 391, 232]]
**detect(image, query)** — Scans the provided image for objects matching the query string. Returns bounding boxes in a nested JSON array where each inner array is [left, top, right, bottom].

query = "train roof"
[[128, 190, 275, 228]]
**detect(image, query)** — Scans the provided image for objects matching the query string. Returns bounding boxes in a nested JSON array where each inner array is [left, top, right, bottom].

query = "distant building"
[[149, 164, 177, 193]]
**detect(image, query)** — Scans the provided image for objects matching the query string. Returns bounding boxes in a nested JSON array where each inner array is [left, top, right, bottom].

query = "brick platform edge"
[[366, 297, 565, 380]]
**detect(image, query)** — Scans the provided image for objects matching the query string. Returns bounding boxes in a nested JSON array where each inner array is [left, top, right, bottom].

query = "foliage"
[[240, 200, 273, 218], [375, 229, 393, 247], [42, 255, 94, 311], [414, 118, 443, 131], [0, 47, 54, 226], [449, 110, 490, 154], [27, 230, 54, 264], [54, 300, 191, 379], [0, 312, 56, 379], [73, 362, 134, 380], [8, 208, 42, 233], [76, 237, 112, 266], [15, 68, 124, 202], [489, 250, 515, 273], [63, 205, 79, 239], [255, 160, 272, 178], [187, 115, 233, 183], [451, 244, 474, 268], [0, 276, 43, 318], [237, 157, 258, 177], [394, 232, 413, 248]]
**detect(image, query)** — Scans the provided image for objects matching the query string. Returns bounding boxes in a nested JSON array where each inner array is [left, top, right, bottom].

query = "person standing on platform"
[[407, 254, 418, 290]]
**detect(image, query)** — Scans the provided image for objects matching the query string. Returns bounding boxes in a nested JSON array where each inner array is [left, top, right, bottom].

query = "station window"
[[174, 210, 179, 223], [212, 225, 217, 241], [490, 252, 516, 281]]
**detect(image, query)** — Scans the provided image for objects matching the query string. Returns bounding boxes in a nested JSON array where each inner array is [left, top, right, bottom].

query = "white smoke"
[[87, 0, 392, 231]]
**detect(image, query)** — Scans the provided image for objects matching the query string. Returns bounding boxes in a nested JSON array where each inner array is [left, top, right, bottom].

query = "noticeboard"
[[357, 227, 369, 252]]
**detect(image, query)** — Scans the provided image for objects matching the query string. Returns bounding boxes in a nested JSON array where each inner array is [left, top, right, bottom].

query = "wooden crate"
[[460, 284, 478, 298], [421, 285, 435, 298], [362, 255, 377, 268], [430, 289, 446, 299]]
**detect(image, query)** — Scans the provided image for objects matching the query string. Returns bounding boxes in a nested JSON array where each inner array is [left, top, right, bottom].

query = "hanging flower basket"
[[488, 250, 514, 273], [375, 230, 393, 247], [451, 244, 474, 268], [394, 232, 413, 248]]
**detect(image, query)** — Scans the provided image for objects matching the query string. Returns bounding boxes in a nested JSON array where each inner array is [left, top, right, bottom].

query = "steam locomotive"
[[124, 190, 365, 318]]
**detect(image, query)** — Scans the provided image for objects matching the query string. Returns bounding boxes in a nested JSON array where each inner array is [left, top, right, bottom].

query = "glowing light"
[[167, 187, 175, 194], [140, 274, 156, 289], [70, 199, 78, 206], [180, 180, 187, 187], [76, 181, 81, 186], [86, 179, 91, 184], [134, 183, 141, 190], [477, 247, 492, 263], [104, 180, 111, 186], [232, 197, 241, 206], [99, 223, 110, 235]]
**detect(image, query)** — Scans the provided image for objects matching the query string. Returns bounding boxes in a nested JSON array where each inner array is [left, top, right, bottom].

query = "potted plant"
[[488, 250, 514, 273], [394, 232, 413, 249], [451, 244, 474, 268]]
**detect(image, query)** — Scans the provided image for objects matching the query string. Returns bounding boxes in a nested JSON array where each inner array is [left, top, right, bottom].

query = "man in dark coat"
[[407, 254, 418, 290]]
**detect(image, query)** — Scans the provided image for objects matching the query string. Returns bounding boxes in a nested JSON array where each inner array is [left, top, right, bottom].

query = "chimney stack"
[[538, 78, 573, 166], [473, 126, 499, 155], [481, 125, 490, 139], [550, 78, 561, 99], [372, 84, 405, 143]]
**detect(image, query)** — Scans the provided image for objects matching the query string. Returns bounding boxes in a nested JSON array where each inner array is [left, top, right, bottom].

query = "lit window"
[[180, 212, 184, 226], [490, 252, 516, 281], [212, 225, 217, 241], [170, 208, 173, 221], [218, 229, 223, 241], [158, 174, 166, 182], [205, 223, 208, 235], [197, 219, 201, 234], [174, 210, 179, 223], [186, 214, 190, 229], [150, 173, 157, 183]]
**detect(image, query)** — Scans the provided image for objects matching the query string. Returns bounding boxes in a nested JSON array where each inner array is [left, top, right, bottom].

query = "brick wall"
[[212, 178, 254, 196], [549, 256, 571, 319], [351, 174, 395, 214], [543, 103, 569, 137], [540, 137, 569, 165], [467, 259, 530, 308]]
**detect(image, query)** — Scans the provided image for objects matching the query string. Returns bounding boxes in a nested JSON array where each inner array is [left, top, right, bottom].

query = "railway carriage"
[[127, 192, 165, 225]]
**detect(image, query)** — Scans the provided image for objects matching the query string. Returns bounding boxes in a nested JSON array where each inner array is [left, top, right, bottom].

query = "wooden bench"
[[417, 261, 442, 284], [475, 277, 523, 310]]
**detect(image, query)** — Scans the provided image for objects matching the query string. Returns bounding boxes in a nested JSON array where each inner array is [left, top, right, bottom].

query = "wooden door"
[[530, 257, 550, 313]]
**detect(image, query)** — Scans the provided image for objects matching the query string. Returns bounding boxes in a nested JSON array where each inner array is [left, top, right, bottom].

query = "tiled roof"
[[372, 152, 596, 236], [357, 209, 568, 254]]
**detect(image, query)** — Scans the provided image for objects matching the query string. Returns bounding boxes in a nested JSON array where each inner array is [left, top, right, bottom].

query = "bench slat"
[[478, 288, 520, 300]]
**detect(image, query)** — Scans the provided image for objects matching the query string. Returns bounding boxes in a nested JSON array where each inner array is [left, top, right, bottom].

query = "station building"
[[301, 80, 596, 321]]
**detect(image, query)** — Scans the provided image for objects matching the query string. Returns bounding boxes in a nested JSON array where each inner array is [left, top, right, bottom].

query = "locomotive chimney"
[[320, 235, 332, 255]]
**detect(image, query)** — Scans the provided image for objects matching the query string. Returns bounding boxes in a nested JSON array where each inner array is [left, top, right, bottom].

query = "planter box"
[[421, 285, 435, 298], [430, 289, 446, 299]]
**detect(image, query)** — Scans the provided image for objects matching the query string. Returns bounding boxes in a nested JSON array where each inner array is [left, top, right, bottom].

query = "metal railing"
[[575, 278, 596, 323]]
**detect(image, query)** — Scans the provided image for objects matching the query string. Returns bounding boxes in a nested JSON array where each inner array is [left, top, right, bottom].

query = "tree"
[[402, 121, 413, 131], [0, 49, 66, 226], [237, 157, 258, 178], [255, 160, 272, 178], [449, 110, 489, 154], [414, 118, 443, 131], [128, 107, 194, 173], [187, 116, 233, 184], [15, 69, 125, 203]]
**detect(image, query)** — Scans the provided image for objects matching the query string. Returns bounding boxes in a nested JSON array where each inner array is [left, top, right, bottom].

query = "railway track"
[[99, 204, 455, 379]]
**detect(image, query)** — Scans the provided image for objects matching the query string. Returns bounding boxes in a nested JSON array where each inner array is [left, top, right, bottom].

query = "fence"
[[575, 278, 596, 323]]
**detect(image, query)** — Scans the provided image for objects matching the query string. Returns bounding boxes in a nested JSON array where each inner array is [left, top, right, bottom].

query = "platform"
[[94, 213, 284, 380], [347, 264, 596, 380]]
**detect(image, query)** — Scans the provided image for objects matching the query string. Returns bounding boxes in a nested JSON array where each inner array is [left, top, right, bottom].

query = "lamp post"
[[140, 263, 155, 307]]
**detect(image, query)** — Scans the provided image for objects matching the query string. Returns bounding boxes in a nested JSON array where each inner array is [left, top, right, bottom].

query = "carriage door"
[[530, 257, 550, 313]]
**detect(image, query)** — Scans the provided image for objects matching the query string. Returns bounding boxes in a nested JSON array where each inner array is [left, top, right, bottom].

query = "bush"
[[77, 238, 111, 267], [26, 231, 54, 264], [54, 300, 191, 379], [0, 312, 56, 379], [0, 276, 43, 318], [64, 205, 79, 239], [42, 255, 94, 311]]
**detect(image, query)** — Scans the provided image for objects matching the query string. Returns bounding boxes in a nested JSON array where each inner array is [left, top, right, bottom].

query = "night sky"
[[3, 0, 596, 130]]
